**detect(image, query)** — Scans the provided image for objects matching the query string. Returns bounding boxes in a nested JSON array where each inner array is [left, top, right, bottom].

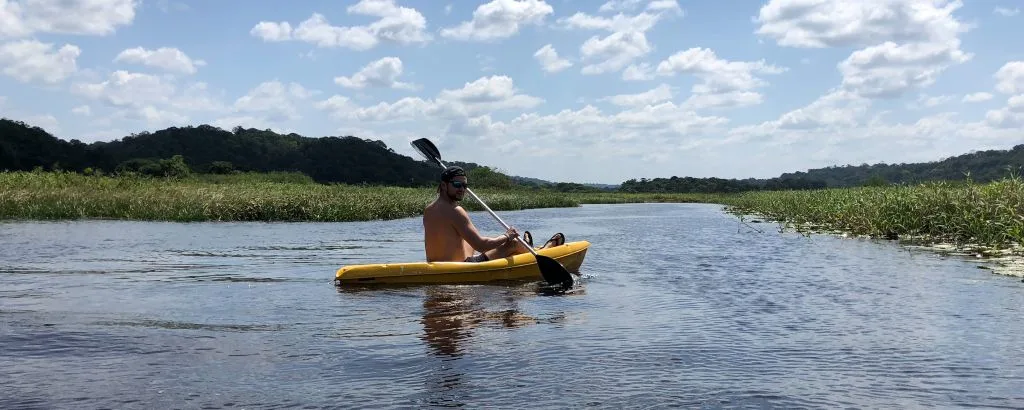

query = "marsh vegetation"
[[4, 170, 1022, 257]]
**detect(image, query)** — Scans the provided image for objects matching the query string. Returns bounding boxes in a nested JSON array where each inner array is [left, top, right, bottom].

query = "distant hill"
[[1, 119, 447, 186], [3, 117, 1023, 192]]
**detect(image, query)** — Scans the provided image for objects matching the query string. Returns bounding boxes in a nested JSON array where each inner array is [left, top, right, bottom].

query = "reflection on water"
[[420, 285, 544, 358], [422, 286, 479, 358], [1, 204, 1023, 408]]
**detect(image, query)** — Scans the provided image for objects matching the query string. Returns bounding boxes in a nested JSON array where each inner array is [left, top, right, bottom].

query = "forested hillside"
[[3, 117, 1023, 192], [0, 119, 452, 186]]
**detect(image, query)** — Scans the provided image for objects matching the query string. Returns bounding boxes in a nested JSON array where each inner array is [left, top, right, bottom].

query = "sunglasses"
[[449, 180, 469, 189]]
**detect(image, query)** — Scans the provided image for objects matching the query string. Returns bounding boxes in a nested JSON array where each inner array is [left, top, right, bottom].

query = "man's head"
[[438, 166, 468, 201], [440, 166, 466, 183]]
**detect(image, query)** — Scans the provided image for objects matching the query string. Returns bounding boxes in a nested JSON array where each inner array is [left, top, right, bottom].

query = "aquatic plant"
[[722, 176, 1024, 250]]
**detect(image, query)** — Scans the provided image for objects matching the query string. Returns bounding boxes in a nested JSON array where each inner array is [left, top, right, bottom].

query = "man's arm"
[[450, 206, 509, 252]]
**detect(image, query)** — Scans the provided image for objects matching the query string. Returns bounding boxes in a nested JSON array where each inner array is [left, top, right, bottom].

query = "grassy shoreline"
[[4, 171, 1023, 258]]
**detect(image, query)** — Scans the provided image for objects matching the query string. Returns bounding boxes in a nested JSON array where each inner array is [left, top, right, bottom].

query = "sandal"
[[542, 232, 565, 248], [522, 230, 534, 248]]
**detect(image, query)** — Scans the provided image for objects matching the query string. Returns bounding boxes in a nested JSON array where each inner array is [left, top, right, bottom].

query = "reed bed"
[[0, 171, 578, 222], [722, 177, 1024, 250], [5, 171, 1023, 254]]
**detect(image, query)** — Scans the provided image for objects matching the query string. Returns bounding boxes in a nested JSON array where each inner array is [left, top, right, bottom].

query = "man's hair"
[[440, 166, 466, 182]]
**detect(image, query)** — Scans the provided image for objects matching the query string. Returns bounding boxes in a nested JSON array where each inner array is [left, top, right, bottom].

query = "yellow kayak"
[[334, 240, 590, 285]]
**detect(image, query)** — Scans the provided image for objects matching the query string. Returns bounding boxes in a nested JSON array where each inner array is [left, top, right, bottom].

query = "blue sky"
[[2, 0, 1023, 184]]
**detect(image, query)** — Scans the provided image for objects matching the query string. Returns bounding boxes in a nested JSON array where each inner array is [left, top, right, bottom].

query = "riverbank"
[[4, 170, 1022, 278], [721, 177, 1024, 279], [0, 171, 588, 222]]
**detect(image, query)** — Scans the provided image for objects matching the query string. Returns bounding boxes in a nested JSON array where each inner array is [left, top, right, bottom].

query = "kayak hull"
[[334, 240, 590, 285]]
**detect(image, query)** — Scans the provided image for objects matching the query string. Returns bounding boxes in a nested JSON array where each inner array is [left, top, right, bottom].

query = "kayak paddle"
[[410, 137, 574, 288]]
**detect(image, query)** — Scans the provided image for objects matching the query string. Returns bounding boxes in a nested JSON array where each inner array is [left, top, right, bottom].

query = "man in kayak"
[[423, 166, 563, 262]]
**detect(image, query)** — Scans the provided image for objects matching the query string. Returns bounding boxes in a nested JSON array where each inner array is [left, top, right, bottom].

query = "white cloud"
[[440, 0, 553, 41], [0, 0, 137, 39], [654, 47, 784, 108], [986, 62, 1024, 128], [579, 30, 652, 75], [598, 0, 642, 13], [334, 56, 417, 90], [114, 105, 189, 128], [68, 70, 229, 131], [994, 7, 1020, 17], [0, 39, 79, 84], [756, 0, 972, 100], [754, 0, 967, 49], [71, 70, 176, 107], [559, 5, 681, 75], [683, 91, 765, 110], [985, 94, 1024, 128], [622, 63, 654, 81], [995, 61, 1024, 94], [533, 44, 572, 73], [837, 40, 972, 98], [772, 90, 871, 131], [646, 0, 681, 14], [249, 0, 430, 50], [231, 81, 316, 122], [963, 92, 993, 103], [318, 75, 543, 122], [599, 83, 672, 107], [250, 21, 292, 42], [71, 105, 91, 116], [114, 46, 206, 74], [559, 10, 662, 32], [656, 47, 785, 92]]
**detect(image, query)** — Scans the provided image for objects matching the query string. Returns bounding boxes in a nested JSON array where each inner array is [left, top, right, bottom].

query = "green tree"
[[208, 160, 235, 174], [468, 166, 514, 189]]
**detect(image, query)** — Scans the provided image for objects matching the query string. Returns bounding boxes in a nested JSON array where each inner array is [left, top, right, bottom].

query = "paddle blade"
[[535, 254, 574, 287], [411, 138, 443, 166]]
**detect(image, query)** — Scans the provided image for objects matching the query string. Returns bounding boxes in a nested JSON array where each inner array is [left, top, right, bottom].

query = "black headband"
[[440, 166, 466, 181]]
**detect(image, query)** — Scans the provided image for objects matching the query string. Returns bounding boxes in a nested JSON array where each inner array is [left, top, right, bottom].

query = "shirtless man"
[[422, 166, 532, 263]]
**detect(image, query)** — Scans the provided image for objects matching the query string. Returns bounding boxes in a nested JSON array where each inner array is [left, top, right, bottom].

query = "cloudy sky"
[[2, 0, 1023, 184]]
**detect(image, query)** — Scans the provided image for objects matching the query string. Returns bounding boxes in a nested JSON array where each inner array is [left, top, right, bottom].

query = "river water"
[[1, 203, 1022, 408]]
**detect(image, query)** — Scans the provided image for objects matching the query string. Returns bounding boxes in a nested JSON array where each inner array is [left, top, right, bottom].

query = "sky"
[[1, 0, 1023, 185]]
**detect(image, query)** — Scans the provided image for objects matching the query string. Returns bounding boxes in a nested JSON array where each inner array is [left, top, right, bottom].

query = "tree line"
[[619, 146, 1024, 193], [3, 117, 1023, 192]]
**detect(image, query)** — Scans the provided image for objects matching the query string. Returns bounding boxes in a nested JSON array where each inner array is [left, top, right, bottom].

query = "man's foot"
[[541, 232, 565, 249]]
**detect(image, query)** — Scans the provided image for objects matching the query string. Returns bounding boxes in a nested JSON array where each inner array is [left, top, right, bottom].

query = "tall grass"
[[722, 177, 1024, 250], [5, 171, 1023, 252], [0, 171, 580, 222]]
